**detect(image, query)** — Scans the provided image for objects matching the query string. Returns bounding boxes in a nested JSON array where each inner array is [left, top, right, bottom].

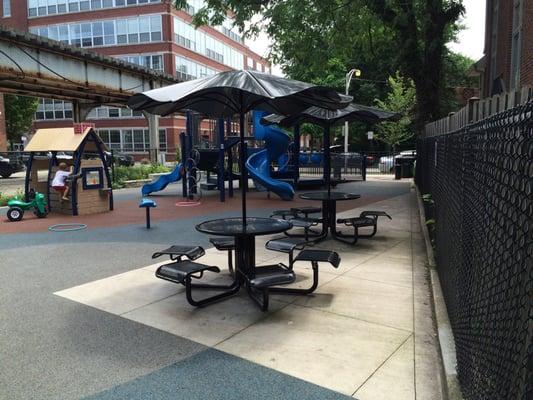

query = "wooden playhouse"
[[23, 126, 113, 216]]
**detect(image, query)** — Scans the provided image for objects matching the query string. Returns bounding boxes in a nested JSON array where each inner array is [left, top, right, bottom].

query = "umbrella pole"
[[324, 124, 331, 197], [240, 111, 247, 226]]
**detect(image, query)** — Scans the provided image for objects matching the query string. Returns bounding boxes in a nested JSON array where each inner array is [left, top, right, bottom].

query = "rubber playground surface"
[[0, 179, 443, 400]]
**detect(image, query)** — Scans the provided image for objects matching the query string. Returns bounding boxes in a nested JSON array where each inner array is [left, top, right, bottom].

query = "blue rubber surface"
[[246, 111, 295, 200], [141, 163, 183, 197], [84, 349, 351, 400]]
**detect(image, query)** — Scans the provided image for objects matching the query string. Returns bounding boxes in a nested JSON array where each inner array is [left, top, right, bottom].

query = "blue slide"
[[246, 111, 295, 200], [141, 163, 183, 196]]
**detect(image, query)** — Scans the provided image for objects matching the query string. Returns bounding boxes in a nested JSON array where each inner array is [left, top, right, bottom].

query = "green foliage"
[[175, 0, 466, 130], [112, 164, 171, 188], [374, 72, 416, 148], [422, 193, 434, 205], [4, 95, 38, 144], [441, 52, 477, 114], [0, 190, 24, 207]]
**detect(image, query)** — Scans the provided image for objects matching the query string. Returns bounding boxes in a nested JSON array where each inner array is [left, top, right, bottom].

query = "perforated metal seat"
[[156, 261, 220, 284], [337, 216, 375, 227], [291, 206, 322, 218], [153, 245, 239, 307], [265, 237, 310, 269], [259, 249, 341, 300], [247, 266, 296, 311], [336, 210, 392, 244], [209, 237, 235, 276], [270, 209, 297, 219], [209, 237, 235, 250], [249, 270, 295, 289], [152, 245, 205, 261], [293, 250, 341, 269]]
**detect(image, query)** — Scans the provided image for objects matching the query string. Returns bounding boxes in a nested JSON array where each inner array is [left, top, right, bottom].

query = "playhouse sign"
[[73, 123, 96, 135]]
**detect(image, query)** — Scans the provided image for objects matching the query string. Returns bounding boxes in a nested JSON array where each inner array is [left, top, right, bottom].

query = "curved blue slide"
[[246, 111, 295, 200], [141, 163, 183, 196]]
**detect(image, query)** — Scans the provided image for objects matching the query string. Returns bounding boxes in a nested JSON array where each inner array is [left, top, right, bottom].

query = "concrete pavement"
[[0, 180, 443, 399]]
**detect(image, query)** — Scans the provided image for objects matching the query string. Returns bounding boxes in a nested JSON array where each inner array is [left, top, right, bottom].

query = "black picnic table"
[[196, 217, 292, 281], [299, 191, 361, 242]]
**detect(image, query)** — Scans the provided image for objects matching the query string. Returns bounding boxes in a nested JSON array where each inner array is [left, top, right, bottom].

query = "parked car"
[[104, 151, 135, 167], [0, 155, 25, 178], [378, 150, 417, 173]]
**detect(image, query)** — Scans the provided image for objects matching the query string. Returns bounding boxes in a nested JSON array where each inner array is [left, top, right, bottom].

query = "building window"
[[117, 54, 164, 71], [28, 0, 161, 17], [3, 0, 11, 17], [87, 105, 143, 119], [31, 15, 162, 48], [175, 55, 217, 81], [173, 17, 244, 70], [510, 0, 523, 90], [97, 128, 167, 153], [217, 17, 243, 44], [35, 99, 72, 120]]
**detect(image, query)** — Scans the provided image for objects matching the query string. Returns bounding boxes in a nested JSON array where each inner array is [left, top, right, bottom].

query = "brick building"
[[478, 0, 532, 97], [0, 0, 269, 158]]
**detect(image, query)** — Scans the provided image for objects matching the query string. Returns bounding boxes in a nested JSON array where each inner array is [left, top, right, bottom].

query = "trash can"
[[401, 156, 415, 178], [394, 157, 402, 180]]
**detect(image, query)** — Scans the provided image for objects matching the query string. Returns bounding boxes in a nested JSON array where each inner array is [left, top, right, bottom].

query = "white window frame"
[[3, 0, 11, 17]]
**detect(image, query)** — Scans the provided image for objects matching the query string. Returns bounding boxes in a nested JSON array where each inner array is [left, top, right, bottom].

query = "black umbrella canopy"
[[260, 102, 400, 128], [128, 70, 352, 228], [127, 70, 352, 118], [261, 103, 399, 198]]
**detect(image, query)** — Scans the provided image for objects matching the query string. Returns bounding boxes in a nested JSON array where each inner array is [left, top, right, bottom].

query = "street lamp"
[[344, 68, 361, 153]]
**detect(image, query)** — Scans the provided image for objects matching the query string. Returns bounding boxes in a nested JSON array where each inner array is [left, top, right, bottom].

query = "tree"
[[3, 94, 38, 147], [374, 72, 417, 150], [174, 0, 465, 130], [363, 0, 464, 130]]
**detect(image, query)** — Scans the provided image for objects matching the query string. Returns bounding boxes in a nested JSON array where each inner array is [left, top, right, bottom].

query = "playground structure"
[[23, 126, 113, 216], [141, 109, 365, 202], [246, 111, 295, 200]]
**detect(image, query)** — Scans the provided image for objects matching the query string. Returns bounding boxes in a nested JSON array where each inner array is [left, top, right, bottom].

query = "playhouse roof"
[[24, 127, 108, 152]]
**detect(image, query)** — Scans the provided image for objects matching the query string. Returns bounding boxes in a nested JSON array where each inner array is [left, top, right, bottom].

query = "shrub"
[[0, 190, 24, 207], [112, 164, 171, 189]]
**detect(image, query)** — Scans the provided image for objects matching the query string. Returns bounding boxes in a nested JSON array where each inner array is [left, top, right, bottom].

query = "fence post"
[[180, 132, 187, 198], [467, 97, 480, 124]]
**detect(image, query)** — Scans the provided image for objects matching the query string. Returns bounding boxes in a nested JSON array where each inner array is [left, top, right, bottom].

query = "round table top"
[[300, 191, 361, 201], [196, 217, 292, 237]]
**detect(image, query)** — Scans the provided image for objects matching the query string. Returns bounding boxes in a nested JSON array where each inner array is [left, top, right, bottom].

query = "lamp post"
[[344, 68, 361, 153]]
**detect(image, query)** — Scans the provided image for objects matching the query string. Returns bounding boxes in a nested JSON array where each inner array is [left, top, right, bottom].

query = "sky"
[[247, 0, 486, 76]]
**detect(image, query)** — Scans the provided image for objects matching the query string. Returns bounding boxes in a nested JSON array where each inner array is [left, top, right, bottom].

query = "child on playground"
[[52, 163, 72, 201]]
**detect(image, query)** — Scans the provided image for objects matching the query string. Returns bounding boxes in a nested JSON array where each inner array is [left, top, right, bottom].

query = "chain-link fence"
[[416, 101, 532, 400]]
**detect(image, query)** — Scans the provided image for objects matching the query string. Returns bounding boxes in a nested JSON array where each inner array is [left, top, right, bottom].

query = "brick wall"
[[482, 0, 533, 96], [0, 0, 29, 30], [520, 0, 533, 87], [0, 94, 7, 151], [495, 0, 513, 91]]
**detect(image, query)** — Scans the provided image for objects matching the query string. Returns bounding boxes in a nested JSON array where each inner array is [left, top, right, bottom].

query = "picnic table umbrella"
[[128, 70, 352, 227], [261, 103, 399, 196]]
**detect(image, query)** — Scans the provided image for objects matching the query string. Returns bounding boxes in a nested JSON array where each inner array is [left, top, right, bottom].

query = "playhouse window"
[[82, 167, 103, 190], [37, 170, 49, 183]]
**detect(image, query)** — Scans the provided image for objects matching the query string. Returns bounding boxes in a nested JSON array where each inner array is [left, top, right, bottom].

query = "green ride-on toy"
[[7, 190, 48, 222]]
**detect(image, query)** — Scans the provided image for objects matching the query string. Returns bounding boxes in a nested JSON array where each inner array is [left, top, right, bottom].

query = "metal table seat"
[[299, 191, 361, 243], [153, 245, 240, 307], [196, 217, 295, 310]]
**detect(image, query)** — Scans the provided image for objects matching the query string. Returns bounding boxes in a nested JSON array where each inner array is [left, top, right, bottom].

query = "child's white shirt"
[[52, 170, 70, 186]]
